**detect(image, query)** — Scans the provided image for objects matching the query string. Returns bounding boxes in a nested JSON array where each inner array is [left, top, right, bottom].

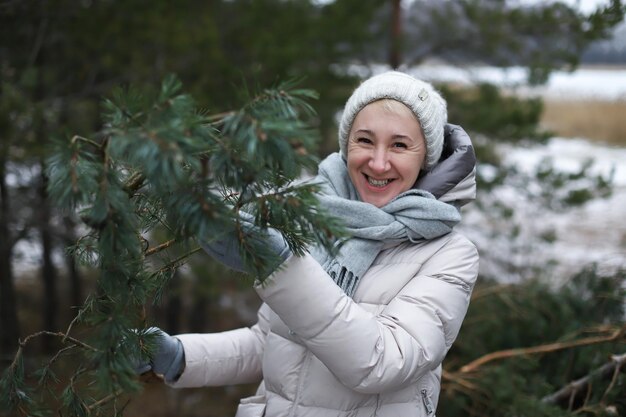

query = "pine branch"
[[153, 246, 203, 274], [470, 283, 514, 301], [600, 353, 625, 403], [541, 352, 626, 405], [123, 171, 146, 195], [144, 238, 177, 256], [458, 324, 626, 373], [19, 331, 98, 353], [87, 389, 125, 411], [31, 75, 345, 416], [206, 110, 236, 123], [1, 331, 99, 416], [441, 369, 483, 394], [71, 134, 102, 149]]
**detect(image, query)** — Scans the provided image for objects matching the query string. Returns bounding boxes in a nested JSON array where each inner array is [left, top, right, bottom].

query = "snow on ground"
[[506, 137, 626, 186], [528, 68, 626, 101], [346, 64, 626, 101], [411, 65, 626, 101], [508, 138, 625, 272], [407, 64, 626, 279], [459, 136, 626, 282]]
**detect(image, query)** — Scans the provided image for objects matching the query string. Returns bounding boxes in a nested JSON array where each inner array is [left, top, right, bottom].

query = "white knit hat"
[[338, 71, 447, 171]]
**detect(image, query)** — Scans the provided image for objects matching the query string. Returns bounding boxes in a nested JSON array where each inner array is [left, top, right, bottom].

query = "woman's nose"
[[368, 148, 390, 173]]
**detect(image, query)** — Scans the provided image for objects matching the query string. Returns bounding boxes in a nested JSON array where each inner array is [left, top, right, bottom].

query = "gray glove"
[[200, 211, 291, 279], [134, 327, 185, 383]]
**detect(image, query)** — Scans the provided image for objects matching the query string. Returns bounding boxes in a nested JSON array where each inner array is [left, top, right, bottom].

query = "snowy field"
[[459, 136, 626, 282], [418, 65, 626, 280], [418, 65, 626, 101], [360, 64, 626, 101], [506, 138, 626, 273]]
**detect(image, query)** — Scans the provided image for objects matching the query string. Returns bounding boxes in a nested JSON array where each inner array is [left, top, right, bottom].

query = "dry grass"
[[540, 99, 626, 146]]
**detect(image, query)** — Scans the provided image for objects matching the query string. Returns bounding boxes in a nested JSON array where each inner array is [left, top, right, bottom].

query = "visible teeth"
[[367, 176, 390, 187]]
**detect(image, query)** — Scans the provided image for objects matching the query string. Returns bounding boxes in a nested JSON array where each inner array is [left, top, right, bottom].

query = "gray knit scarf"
[[309, 153, 461, 298]]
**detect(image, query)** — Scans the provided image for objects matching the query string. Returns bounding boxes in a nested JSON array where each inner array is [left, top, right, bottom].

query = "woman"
[[139, 71, 479, 417]]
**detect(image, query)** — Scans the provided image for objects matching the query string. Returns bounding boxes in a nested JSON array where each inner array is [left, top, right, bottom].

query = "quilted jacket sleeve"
[[168, 303, 271, 388], [254, 233, 478, 393]]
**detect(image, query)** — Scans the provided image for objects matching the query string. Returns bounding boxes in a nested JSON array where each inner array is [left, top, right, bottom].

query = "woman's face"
[[347, 100, 426, 208]]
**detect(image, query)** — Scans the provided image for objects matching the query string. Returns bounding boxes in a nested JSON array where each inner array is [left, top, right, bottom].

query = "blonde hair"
[[375, 99, 421, 124]]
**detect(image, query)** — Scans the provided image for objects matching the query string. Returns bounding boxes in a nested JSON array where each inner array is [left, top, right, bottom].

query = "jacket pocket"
[[234, 395, 266, 417]]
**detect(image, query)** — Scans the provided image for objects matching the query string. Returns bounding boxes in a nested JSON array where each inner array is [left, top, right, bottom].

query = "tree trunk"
[[58, 97, 83, 310], [389, 0, 402, 69], [0, 158, 20, 355], [38, 163, 58, 352]]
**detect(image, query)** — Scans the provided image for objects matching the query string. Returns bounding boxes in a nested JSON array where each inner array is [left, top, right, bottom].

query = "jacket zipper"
[[421, 389, 434, 415]]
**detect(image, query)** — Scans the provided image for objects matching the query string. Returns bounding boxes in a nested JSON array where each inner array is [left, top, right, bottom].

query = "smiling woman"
[[338, 71, 448, 207], [346, 100, 427, 207], [138, 71, 479, 417]]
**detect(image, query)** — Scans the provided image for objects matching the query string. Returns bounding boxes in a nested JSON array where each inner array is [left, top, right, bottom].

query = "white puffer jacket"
[[171, 125, 479, 417]]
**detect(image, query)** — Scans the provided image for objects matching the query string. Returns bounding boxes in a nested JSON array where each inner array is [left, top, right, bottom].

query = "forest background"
[[1, 0, 625, 416]]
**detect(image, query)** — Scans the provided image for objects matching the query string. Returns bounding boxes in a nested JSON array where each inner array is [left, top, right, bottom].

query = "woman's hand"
[[200, 212, 292, 279], [133, 327, 185, 383]]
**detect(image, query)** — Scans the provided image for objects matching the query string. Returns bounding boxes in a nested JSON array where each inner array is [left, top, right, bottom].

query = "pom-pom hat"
[[338, 71, 447, 171]]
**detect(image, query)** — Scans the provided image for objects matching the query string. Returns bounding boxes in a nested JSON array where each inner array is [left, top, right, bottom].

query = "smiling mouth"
[[365, 174, 394, 188]]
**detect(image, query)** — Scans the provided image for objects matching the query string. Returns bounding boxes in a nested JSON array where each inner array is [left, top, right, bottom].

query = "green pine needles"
[[0, 75, 344, 416]]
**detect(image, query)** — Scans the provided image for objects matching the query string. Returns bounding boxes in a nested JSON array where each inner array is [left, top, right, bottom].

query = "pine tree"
[[440, 266, 625, 417], [0, 75, 344, 416]]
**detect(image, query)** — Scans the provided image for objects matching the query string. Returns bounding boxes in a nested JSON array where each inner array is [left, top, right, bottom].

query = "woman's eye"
[[356, 137, 372, 144], [393, 142, 408, 149]]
